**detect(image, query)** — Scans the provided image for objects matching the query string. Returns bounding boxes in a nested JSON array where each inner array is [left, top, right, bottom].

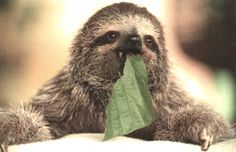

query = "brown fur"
[[0, 2, 234, 150], [0, 104, 51, 144]]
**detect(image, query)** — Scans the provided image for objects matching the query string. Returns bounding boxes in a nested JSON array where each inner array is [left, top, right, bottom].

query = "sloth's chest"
[[71, 103, 106, 133]]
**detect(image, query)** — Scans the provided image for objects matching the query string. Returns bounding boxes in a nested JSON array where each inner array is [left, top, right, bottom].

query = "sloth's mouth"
[[118, 51, 134, 60], [117, 49, 143, 60], [115, 50, 143, 75]]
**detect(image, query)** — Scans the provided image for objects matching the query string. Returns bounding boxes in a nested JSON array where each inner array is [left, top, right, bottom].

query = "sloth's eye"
[[106, 31, 120, 42], [145, 35, 155, 47], [144, 35, 159, 52], [92, 31, 120, 47]]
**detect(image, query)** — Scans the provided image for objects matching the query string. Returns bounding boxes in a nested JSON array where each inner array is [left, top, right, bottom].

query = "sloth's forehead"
[[97, 15, 157, 36]]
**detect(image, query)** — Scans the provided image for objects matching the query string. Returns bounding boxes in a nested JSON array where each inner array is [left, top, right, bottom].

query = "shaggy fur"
[[0, 2, 234, 151], [0, 104, 52, 144]]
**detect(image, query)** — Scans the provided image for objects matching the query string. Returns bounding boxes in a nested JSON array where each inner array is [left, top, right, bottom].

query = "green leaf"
[[103, 55, 155, 141]]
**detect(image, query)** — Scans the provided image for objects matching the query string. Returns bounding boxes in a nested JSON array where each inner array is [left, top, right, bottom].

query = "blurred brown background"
[[0, 0, 235, 122]]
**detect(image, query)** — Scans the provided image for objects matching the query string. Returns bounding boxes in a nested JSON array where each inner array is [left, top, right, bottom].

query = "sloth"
[[0, 2, 234, 151]]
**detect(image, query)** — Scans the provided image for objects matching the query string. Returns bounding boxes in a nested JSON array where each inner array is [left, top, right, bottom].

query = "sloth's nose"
[[128, 34, 141, 47], [129, 35, 141, 45], [127, 34, 142, 53]]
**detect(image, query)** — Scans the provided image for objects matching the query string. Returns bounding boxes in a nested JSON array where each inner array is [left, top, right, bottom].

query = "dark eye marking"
[[106, 31, 119, 42], [144, 35, 159, 52], [91, 31, 120, 47]]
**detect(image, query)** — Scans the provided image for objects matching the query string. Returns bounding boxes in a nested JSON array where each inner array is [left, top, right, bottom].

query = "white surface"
[[9, 133, 236, 152]]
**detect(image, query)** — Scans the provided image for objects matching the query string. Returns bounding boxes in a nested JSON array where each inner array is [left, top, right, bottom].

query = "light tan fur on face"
[[96, 14, 159, 38], [96, 14, 158, 59], [97, 45, 114, 54], [143, 48, 156, 60]]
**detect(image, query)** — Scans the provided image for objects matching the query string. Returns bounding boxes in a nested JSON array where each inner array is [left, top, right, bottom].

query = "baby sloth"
[[0, 2, 234, 151]]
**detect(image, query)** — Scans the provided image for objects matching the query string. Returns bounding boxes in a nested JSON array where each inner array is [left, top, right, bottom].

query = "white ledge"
[[9, 133, 236, 152]]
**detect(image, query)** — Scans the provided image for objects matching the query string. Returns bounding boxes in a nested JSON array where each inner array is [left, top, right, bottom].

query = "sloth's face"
[[72, 6, 167, 90], [88, 16, 163, 83]]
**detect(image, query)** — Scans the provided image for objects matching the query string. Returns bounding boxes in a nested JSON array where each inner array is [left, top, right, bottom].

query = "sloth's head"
[[70, 2, 169, 92]]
